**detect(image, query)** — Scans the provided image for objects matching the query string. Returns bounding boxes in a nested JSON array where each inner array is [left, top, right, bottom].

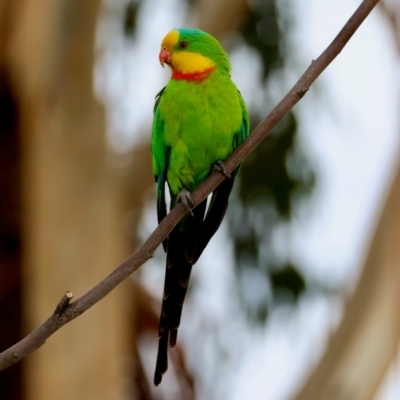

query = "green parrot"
[[151, 28, 249, 386]]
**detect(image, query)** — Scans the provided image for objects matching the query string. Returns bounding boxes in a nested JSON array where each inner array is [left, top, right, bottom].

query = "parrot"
[[151, 28, 249, 386]]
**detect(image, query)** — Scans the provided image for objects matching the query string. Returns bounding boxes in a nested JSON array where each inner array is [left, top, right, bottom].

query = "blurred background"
[[0, 0, 399, 399]]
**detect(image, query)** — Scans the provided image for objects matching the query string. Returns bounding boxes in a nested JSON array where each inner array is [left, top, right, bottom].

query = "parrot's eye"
[[179, 42, 188, 49]]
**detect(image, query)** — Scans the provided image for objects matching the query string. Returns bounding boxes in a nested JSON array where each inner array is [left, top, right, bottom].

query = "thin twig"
[[53, 291, 74, 316], [0, 0, 380, 372]]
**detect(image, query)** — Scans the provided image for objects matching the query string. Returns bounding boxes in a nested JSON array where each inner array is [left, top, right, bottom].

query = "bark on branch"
[[0, 0, 380, 372]]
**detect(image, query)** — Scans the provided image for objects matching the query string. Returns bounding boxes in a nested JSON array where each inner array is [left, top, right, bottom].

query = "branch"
[[0, 0, 380, 372]]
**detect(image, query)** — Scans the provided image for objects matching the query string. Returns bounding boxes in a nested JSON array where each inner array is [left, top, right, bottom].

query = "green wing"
[[152, 86, 167, 181], [151, 87, 169, 250], [235, 89, 250, 149]]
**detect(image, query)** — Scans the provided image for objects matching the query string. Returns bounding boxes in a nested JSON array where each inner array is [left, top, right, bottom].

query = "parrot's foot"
[[213, 161, 231, 179], [177, 189, 194, 217]]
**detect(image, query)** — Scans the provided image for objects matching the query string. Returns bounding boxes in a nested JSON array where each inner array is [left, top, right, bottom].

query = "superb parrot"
[[151, 28, 249, 385]]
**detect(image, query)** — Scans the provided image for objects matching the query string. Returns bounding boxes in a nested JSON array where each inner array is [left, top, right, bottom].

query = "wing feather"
[[152, 87, 169, 251]]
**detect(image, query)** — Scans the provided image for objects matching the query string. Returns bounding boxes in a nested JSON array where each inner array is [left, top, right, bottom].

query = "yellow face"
[[159, 30, 215, 74], [161, 30, 179, 49]]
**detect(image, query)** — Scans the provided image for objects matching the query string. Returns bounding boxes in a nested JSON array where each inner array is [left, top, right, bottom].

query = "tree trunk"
[[294, 162, 400, 400], [6, 0, 133, 398]]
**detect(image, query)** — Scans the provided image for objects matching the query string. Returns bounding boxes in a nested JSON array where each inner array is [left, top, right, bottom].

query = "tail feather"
[[169, 328, 178, 348], [189, 169, 238, 264], [154, 332, 168, 386], [184, 199, 207, 261], [154, 169, 239, 385], [154, 201, 206, 385]]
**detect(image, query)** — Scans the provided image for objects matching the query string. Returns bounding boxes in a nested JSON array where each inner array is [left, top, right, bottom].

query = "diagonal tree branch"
[[0, 0, 380, 372]]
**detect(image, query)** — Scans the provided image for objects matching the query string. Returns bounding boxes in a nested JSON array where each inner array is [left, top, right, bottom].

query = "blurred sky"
[[95, 0, 400, 398]]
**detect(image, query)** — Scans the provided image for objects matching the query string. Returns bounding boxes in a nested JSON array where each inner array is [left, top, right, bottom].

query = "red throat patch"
[[172, 67, 216, 82]]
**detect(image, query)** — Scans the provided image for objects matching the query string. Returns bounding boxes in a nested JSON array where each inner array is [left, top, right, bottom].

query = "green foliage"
[[123, 1, 140, 37], [241, 0, 282, 78], [270, 264, 306, 300], [227, 0, 315, 323], [240, 113, 301, 217]]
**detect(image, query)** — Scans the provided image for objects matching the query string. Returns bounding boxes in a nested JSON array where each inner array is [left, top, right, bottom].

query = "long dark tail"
[[154, 200, 207, 386], [154, 168, 239, 386]]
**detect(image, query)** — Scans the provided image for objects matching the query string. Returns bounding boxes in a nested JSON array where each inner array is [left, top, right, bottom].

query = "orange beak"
[[159, 48, 171, 67]]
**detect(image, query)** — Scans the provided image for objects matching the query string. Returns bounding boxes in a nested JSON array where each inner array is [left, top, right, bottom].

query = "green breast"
[[159, 71, 243, 196]]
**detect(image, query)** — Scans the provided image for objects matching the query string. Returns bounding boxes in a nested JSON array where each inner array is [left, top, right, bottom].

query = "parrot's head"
[[159, 28, 231, 77]]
